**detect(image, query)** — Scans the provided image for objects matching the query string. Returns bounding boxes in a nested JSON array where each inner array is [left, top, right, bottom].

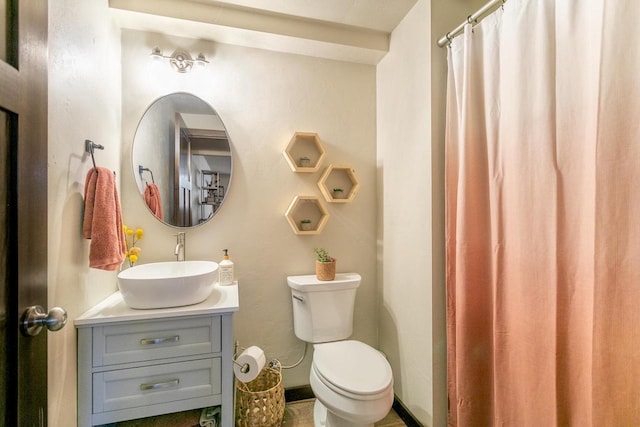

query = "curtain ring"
[[445, 32, 453, 44], [467, 15, 476, 24]]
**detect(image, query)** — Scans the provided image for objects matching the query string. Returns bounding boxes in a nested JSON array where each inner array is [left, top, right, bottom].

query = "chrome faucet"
[[174, 232, 186, 261]]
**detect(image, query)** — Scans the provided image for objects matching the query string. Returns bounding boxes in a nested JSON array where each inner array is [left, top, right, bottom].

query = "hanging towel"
[[83, 167, 126, 271], [144, 183, 163, 220]]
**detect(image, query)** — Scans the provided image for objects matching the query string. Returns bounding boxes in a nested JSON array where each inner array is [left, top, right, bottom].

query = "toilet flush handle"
[[292, 294, 304, 303]]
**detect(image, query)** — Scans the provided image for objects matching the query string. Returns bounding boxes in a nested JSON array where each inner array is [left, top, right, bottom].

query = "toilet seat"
[[312, 340, 393, 400]]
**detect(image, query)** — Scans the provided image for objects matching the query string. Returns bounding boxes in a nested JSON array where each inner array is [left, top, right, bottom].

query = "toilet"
[[287, 273, 394, 427]]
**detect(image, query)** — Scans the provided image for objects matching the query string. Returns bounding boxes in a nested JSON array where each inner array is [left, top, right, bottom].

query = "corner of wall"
[[376, 0, 435, 425]]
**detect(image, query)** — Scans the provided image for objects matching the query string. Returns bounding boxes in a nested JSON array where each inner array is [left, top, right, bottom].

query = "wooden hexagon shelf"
[[283, 132, 326, 173], [285, 195, 330, 235], [317, 164, 360, 203]]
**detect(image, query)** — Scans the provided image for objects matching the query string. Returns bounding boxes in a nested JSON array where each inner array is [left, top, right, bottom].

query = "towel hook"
[[85, 140, 104, 172]]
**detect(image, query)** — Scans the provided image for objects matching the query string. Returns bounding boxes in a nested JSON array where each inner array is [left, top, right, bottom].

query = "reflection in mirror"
[[132, 93, 232, 228]]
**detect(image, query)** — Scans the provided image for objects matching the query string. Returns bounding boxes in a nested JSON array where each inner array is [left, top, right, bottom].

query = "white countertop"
[[74, 283, 239, 326]]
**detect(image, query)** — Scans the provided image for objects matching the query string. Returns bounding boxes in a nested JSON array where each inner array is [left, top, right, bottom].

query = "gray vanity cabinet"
[[75, 288, 238, 427]]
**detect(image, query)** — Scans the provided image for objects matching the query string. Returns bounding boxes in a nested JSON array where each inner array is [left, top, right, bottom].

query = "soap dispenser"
[[219, 249, 234, 285]]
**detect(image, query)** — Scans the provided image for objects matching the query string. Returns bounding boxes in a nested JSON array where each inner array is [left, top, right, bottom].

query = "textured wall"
[[377, 0, 434, 424], [119, 30, 378, 388], [47, 1, 122, 426], [377, 0, 490, 425]]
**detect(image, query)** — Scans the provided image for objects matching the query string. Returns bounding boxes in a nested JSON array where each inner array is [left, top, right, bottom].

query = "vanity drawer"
[[93, 358, 221, 413], [93, 316, 221, 366]]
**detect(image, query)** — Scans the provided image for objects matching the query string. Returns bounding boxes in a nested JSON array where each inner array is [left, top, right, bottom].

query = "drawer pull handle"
[[139, 379, 180, 391], [140, 335, 179, 345]]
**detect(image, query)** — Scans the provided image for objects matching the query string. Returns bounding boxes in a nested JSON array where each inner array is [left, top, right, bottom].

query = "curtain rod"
[[437, 0, 506, 47]]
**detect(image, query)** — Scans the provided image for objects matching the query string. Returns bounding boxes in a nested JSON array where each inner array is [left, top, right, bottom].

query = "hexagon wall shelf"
[[317, 164, 360, 203], [284, 195, 330, 235], [283, 132, 326, 173]]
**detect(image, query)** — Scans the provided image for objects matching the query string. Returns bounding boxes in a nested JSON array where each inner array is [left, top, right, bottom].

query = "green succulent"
[[313, 247, 332, 263]]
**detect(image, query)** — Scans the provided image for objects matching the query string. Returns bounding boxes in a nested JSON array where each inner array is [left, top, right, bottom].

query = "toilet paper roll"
[[234, 346, 266, 383]]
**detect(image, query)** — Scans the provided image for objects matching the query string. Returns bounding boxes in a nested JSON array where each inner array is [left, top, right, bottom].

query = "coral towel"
[[144, 183, 163, 220], [83, 167, 126, 270]]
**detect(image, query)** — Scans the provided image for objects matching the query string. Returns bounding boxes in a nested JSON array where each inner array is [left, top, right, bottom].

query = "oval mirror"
[[132, 93, 233, 228]]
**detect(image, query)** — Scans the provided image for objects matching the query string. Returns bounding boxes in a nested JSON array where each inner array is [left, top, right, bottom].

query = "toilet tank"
[[287, 273, 361, 343]]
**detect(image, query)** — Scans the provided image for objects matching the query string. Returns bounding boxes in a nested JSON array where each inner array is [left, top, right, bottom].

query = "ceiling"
[[110, 0, 418, 64], [195, 0, 418, 32]]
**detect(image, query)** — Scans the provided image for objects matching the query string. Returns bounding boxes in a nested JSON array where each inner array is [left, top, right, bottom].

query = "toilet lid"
[[313, 340, 392, 395]]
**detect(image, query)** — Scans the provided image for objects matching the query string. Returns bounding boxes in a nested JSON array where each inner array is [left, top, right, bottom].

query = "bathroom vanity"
[[75, 284, 239, 427]]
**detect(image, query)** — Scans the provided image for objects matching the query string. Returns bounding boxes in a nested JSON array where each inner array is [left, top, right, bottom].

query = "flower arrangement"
[[123, 225, 144, 267]]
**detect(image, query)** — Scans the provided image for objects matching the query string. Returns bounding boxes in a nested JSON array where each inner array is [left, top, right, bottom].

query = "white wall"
[[376, 1, 494, 425], [119, 30, 379, 388], [377, 0, 491, 425], [377, 0, 434, 424], [47, 1, 122, 426]]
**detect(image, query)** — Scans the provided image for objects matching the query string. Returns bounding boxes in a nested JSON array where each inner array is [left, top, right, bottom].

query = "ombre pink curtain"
[[445, 0, 640, 426]]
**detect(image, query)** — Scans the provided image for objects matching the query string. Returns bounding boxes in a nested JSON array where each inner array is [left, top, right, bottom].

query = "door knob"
[[21, 305, 68, 337]]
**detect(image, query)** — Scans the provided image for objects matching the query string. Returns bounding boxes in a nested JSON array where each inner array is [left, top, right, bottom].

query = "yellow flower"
[[122, 224, 146, 267]]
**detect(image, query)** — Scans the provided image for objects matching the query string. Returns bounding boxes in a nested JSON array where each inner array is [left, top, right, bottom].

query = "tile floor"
[[282, 398, 407, 426], [107, 398, 408, 426]]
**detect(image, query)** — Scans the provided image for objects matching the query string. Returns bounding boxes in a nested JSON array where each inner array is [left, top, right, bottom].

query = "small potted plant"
[[298, 156, 311, 167], [313, 247, 336, 281], [332, 188, 345, 199], [300, 219, 313, 231]]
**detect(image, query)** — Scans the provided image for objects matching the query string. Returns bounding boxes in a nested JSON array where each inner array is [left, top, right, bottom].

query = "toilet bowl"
[[310, 341, 394, 427], [287, 274, 395, 426]]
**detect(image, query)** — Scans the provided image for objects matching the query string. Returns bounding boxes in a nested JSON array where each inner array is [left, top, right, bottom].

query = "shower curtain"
[[445, 0, 640, 426]]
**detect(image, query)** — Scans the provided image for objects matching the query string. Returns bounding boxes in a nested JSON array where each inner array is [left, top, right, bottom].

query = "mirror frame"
[[131, 92, 233, 228]]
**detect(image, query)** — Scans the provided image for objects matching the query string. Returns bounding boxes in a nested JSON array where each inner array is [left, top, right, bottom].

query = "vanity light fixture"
[[150, 47, 209, 73]]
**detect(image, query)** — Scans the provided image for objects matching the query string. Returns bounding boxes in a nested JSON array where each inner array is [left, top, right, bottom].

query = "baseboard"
[[285, 385, 423, 426], [392, 396, 424, 427], [284, 384, 315, 402]]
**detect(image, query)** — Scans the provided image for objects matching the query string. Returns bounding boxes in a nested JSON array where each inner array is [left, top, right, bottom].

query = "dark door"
[[0, 1, 60, 426]]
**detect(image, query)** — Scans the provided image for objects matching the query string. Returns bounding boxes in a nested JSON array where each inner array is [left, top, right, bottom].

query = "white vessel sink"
[[117, 261, 219, 309]]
